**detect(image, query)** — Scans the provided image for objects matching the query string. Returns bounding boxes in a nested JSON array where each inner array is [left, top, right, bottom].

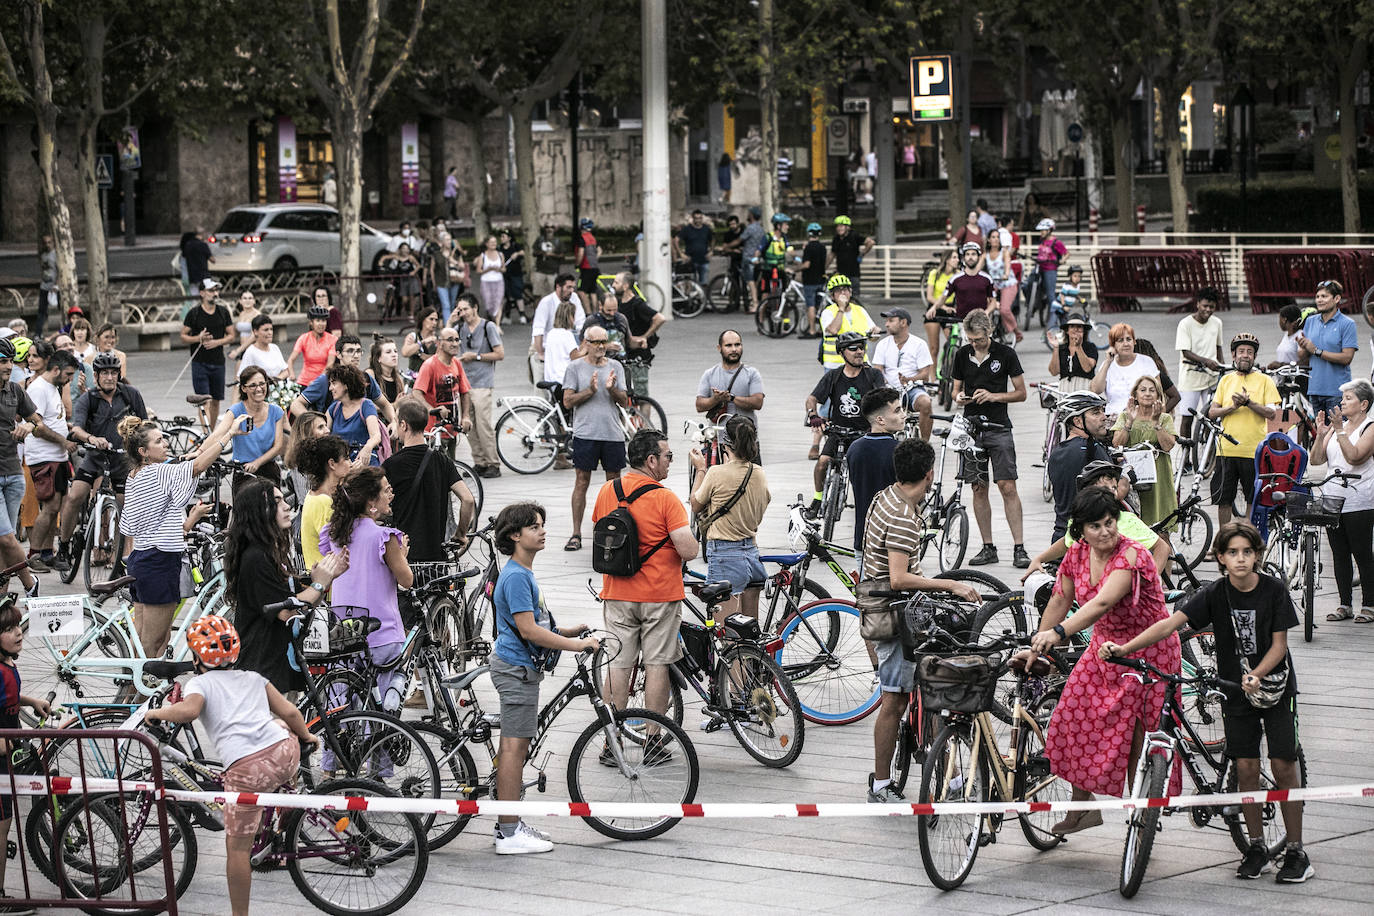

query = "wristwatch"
[[1052, 623, 1067, 639], [310, 581, 328, 592]]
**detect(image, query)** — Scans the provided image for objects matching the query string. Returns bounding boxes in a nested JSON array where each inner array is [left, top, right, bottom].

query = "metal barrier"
[[1, 727, 179, 914], [1243, 248, 1374, 313], [1091, 248, 1231, 313]]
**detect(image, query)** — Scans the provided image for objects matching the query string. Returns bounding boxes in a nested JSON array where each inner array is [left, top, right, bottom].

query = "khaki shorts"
[[603, 600, 683, 669], [223, 735, 299, 836]]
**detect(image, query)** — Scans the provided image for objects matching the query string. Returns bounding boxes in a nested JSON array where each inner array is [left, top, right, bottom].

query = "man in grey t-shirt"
[[454, 294, 505, 478], [695, 329, 765, 424], [561, 325, 629, 551]]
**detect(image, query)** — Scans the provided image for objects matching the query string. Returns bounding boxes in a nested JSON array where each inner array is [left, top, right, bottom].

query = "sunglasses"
[[840, 343, 866, 352]]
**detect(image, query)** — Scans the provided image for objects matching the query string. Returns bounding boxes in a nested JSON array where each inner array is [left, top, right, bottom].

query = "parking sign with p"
[[909, 54, 955, 121]]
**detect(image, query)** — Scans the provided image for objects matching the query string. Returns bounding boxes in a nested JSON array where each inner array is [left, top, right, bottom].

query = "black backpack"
[[592, 479, 671, 577]]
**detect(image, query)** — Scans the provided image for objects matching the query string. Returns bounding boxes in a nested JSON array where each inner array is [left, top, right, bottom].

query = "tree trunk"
[[1157, 82, 1189, 235], [76, 121, 110, 327], [465, 114, 490, 241], [1111, 107, 1136, 240], [334, 106, 366, 326], [943, 124, 967, 230], [1337, 47, 1366, 235], [510, 98, 541, 247], [872, 85, 896, 245], [758, 0, 777, 219]]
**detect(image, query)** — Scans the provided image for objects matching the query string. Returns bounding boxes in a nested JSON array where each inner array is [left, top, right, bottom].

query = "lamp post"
[[1231, 84, 1255, 231]]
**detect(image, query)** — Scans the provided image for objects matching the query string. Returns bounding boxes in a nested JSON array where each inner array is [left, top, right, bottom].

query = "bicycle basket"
[[410, 561, 455, 590], [916, 652, 1003, 714], [1282, 491, 1344, 527], [303, 607, 377, 661], [898, 596, 975, 661], [1038, 385, 1061, 410]]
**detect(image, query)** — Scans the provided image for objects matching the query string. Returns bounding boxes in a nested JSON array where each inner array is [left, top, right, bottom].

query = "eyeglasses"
[[243, 382, 268, 390], [656, 451, 674, 461], [586, 339, 608, 346]]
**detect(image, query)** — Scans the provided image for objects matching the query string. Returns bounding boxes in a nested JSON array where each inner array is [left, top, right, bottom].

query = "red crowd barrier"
[[1091, 248, 1231, 313], [1242, 248, 1374, 314]]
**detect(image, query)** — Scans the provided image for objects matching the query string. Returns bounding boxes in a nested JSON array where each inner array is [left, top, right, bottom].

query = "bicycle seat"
[[144, 659, 196, 681], [89, 575, 136, 596], [759, 552, 807, 566], [933, 428, 951, 439], [1009, 654, 1053, 677], [698, 581, 734, 605], [185, 394, 212, 406], [535, 381, 559, 391], [441, 665, 489, 692]]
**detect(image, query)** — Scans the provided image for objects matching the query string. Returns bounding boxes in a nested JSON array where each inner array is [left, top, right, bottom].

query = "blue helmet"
[[806, 222, 822, 235], [771, 213, 791, 225], [579, 218, 594, 230]]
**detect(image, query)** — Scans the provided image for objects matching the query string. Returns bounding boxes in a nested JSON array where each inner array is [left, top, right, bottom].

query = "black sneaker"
[[968, 545, 998, 566], [49, 552, 70, 574], [1012, 546, 1031, 569], [1275, 844, 1313, 883], [642, 735, 674, 767], [598, 743, 618, 767], [1236, 840, 1271, 879], [24, 553, 49, 574]]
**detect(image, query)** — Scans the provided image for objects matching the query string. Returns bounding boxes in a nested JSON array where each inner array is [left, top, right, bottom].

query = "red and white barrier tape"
[[7, 776, 1374, 819]]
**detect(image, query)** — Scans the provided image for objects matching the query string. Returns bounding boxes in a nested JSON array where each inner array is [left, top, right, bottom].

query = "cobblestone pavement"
[[41, 302, 1374, 913]]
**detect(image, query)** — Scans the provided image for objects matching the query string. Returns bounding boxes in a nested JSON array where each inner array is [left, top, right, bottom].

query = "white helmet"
[[1036, 218, 1056, 232]]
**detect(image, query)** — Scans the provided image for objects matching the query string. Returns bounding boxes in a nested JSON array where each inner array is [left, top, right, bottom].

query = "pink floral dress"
[[1045, 536, 1182, 796]]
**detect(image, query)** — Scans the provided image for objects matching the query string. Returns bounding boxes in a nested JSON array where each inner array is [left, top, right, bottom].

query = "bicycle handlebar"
[[1187, 408, 1240, 445], [1104, 654, 1242, 694], [1260, 469, 1361, 486]]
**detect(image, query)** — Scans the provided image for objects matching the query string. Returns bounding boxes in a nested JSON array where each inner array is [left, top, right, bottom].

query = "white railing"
[[870, 233, 1374, 306]]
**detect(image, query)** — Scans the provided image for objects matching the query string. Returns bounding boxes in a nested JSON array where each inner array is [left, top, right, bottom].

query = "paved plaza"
[[43, 300, 1374, 913]]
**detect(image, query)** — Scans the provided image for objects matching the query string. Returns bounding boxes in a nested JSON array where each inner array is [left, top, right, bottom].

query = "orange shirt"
[[414, 355, 471, 430], [592, 471, 689, 602], [295, 331, 337, 385]]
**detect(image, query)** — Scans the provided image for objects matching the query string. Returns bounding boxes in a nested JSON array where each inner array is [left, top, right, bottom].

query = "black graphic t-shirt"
[[1181, 574, 1298, 710], [810, 365, 886, 432]]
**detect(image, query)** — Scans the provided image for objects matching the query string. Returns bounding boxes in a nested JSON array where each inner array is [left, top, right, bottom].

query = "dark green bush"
[[1191, 178, 1374, 232]]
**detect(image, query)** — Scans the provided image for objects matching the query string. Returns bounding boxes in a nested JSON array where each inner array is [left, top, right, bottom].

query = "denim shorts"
[[706, 538, 766, 596], [875, 638, 916, 693], [0, 474, 24, 538], [191, 360, 226, 400], [126, 548, 183, 605]]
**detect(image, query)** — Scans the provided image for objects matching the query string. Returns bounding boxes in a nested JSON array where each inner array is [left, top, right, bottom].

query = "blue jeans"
[[691, 261, 710, 286], [1309, 394, 1341, 417], [1039, 268, 1059, 328], [436, 285, 455, 324], [0, 474, 23, 538], [705, 538, 766, 595], [802, 283, 822, 314]]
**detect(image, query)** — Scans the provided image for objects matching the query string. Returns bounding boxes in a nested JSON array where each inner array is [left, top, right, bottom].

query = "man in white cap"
[[179, 278, 236, 427], [870, 306, 934, 439]]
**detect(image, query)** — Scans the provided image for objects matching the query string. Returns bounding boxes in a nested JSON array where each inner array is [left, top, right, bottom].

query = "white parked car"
[[207, 203, 395, 273]]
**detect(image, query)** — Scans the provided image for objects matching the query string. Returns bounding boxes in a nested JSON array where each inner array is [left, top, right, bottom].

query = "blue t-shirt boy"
[[493, 559, 553, 668]]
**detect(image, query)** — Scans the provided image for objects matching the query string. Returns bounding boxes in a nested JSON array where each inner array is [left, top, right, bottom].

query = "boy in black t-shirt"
[[846, 387, 903, 557], [1102, 520, 1312, 884]]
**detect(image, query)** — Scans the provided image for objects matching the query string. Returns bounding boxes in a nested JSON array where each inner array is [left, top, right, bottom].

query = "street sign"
[[908, 54, 954, 121], [96, 155, 114, 189], [827, 117, 850, 157], [1067, 122, 1084, 143]]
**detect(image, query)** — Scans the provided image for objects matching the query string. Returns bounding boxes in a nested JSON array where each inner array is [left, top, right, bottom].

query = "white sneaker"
[[494, 820, 554, 854]]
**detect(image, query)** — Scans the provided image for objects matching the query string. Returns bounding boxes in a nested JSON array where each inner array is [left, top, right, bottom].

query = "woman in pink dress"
[[1028, 487, 1181, 835]]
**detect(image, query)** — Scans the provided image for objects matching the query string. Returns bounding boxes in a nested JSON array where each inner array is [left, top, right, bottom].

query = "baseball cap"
[[200, 277, 221, 291], [881, 307, 913, 323]]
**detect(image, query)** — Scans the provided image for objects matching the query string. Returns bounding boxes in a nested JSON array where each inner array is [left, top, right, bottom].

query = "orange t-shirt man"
[[592, 471, 688, 602], [413, 353, 471, 431]]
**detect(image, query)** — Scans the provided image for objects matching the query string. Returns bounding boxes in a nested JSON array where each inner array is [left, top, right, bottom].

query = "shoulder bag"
[[705, 367, 745, 423], [693, 464, 753, 543]]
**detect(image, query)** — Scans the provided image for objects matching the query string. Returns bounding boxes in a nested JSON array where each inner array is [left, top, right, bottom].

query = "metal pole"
[[836, 80, 848, 218], [642, 0, 672, 318], [569, 74, 580, 258], [960, 52, 973, 213], [122, 168, 137, 246]]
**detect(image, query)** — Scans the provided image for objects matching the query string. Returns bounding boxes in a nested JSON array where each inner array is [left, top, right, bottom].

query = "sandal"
[[1355, 608, 1374, 623], [1326, 606, 1353, 622], [564, 534, 582, 552]]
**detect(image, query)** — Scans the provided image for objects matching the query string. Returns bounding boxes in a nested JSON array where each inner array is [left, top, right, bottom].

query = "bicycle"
[[1258, 469, 1361, 642], [914, 412, 995, 573], [669, 260, 709, 318], [420, 406, 484, 534], [1150, 487, 1214, 575], [55, 445, 125, 589], [1266, 363, 1315, 448], [493, 381, 667, 474], [815, 425, 865, 542], [930, 314, 963, 411], [706, 253, 746, 313], [1030, 381, 1065, 503], [1174, 407, 1238, 502], [757, 276, 826, 339], [911, 631, 1068, 890], [1108, 654, 1307, 898], [591, 582, 804, 768]]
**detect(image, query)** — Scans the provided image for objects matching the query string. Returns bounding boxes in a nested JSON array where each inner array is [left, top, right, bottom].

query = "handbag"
[[1239, 657, 1289, 709], [856, 577, 901, 641]]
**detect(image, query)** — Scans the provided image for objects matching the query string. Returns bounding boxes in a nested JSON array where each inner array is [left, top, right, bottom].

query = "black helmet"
[[834, 331, 868, 351], [0, 338, 14, 362], [308, 304, 330, 320], [92, 351, 122, 373], [1077, 459, 1123, 489]]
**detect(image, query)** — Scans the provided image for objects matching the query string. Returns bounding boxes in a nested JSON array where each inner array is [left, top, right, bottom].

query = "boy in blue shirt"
[[490, 501, 599, 854], [1052, 265, 1086, 330]]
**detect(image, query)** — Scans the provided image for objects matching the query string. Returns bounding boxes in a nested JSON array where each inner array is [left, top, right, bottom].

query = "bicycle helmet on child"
[[806, 222, 822, 235], [1077, 458, 1123, 488], [186, 615, 241, 669], [834, 331, 868, 351], [834, 215, 853, 227], [826, 274, 853, 291], [1036, 218, 1056, 232], [1230, 332, 1260, 353], [307, 304, 330, 320], [1066, 264, 1084, 275], [771, 213, 791, 225], [91, 351, 122, 373], [579, 218, 595, 230], [0, 338, 15, 362]]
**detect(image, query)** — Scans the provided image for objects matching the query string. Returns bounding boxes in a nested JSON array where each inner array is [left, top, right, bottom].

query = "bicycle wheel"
[[628, 395, 668, 434], [1226, 740, 1306, 858], [673, 278, 708, 318], [567, 707, 699, 841], [1120, 753, 1168, 897], [311, 666, 376, 714], [715, 642, 804, 767], [1016, 718, 1069, 850], [305, 710, 442, 836], [452, 459, 483, 531], [940, 568, 1011, 601], [425, 593, 471, 671], [83, 501, 125, 592], [60, 508, 87, 584], [495, 405, 559, 474], [52, 791, 198, 914], [286, 777, 429, 916], [775, 601, 880, 725], [755, 294, 799, 338], [970, 593, 1030, 645], [1173, 502, 1213, 572], [408, 721, 480, 850], [162, 426, 202, 459], [1177, 627, 1225, 753], [819, 465, 845, 543], [706, 273, 728, 307], [18, 604, 134, 714], [917, 722, 986, 890], [936, 505, 969, 572], [1089, 321, 1111, 348], [1301, 531, 1317, 642]]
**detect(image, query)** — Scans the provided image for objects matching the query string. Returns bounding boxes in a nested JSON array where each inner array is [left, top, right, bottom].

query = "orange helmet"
[[186, 615, 240, 669]]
